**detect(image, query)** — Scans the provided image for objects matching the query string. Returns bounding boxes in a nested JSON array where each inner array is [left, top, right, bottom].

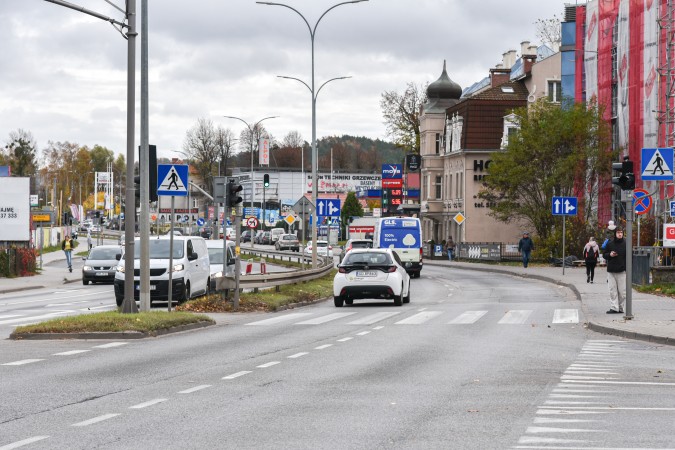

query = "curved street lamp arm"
[[223, 115, 253, 131], [316, 76, 352, 98], [43, 0, 128, 29], [256, 2, 312, 37], [314, 1, 368, 36], [277, 75, 311, 94], [254, 116, 279, 128]]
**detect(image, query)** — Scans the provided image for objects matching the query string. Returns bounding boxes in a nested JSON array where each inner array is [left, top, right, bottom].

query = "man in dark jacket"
[[602, 227, 627, 314], [518, 232, 534, 268]]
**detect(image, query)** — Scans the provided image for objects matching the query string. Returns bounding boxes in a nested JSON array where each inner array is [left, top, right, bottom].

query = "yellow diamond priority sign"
[[284, 214, 297, 226], [453, 212, 466, 225]]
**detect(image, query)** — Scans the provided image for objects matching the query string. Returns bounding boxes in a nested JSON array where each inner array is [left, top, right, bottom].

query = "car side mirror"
[[188, 252, 198, 261], [82, 257, 87, 261], [115, 254, 121, 261]]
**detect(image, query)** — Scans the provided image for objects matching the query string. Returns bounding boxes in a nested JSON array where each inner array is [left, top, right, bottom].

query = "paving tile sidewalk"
[[427, 259, 675, 346]]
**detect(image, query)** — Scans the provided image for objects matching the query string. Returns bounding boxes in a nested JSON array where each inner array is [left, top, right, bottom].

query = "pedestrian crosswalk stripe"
[[347, 311, 401, 325], [552, 309, 579, 323], [448, 310, 488, 324], [498, 310, 533, 324], [295, 312, 356, 325], [246, 313, 313, 326], [395, 311, 443, 324]]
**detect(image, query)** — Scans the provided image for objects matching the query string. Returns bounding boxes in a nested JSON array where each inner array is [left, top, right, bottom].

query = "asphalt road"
[[1, 265, 675, 449]]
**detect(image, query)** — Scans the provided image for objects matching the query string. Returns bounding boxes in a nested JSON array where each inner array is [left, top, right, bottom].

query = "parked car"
[[340, 238, 373, 261], [206, 239, 236, 291], [240, 230, 252, 242], [254, 230, 266, 244], [275, 233, 300, 251], [260, 231, 272, 245], [82, 245, 122, 285], [333, 248, 411, 307], [305, 240, 333, 257], [270, 227, 285, 243]]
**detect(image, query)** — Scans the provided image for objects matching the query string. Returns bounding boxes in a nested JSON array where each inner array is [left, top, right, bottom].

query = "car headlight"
[[83, 265, 93, 271], [172, 263, 184, 273], [213, 271, 223, 278], [116, 265, 125, 273]]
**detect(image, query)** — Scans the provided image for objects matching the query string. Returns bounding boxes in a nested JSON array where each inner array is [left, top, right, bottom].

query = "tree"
[[182, 118, 219, 190], [4, 129, 38, 177], [340, 191, 364, 236], [380, 82, 427, 153], [478, 99, 613, 243], [214, 126, 236, 177], [535, 15, 562, 52], [89, 145, 115, 172], [238, 123, 272, 167]]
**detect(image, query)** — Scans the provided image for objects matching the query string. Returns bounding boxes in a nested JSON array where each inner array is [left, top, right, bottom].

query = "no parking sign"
[[632, 189, 652, 216]]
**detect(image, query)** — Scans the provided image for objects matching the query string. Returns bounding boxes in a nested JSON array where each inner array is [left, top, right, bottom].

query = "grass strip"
[[13, 311, 213, 334]]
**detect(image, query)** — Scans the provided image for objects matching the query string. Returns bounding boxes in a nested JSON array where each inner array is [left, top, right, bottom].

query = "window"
[[547, 80, 562, 103], [435, 175, 442, 199], [435, 133, 442, 155]]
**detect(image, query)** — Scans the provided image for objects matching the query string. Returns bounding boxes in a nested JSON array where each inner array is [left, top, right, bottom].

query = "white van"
[[113, 236, 210, 306], [373, 217, 423, 277], [206, 239, 236, 291], [270, 227, 285, 243]]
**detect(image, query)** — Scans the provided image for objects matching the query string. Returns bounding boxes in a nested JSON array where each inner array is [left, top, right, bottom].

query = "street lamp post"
[[223, 115, 277, 247], [257, 0, 368, 267]]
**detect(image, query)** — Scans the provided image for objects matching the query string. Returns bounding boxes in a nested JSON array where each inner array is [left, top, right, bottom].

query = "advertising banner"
[[259, 138, 270, 166], [0, 177, 30, 241]]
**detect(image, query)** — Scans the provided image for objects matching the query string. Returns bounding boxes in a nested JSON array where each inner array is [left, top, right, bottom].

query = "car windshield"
[[352, 241, 372, 249], [132, 239, 184, 259], [88, 248, 120, 260], [207, 247, 224, 263], [317, 242, 328, 248], [283, 235, 296, 241], [344, 252, 391, 265]]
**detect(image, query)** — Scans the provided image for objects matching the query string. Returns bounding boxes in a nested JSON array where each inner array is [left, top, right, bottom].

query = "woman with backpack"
[[583, 236, 600, 283]]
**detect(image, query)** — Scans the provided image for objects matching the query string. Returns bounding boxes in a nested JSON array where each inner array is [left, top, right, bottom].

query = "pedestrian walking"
[[518, 231, 534, 268], [445, 236, 455, 261], [601, 220, 617, 250], [602, 226, 627, 314], [87, 231, 92, 250], [61, 235, 74, 273], [583, 236, 599, 283]]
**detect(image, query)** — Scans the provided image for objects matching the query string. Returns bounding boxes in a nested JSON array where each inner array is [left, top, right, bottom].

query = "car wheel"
[[179, 282, 190, 304], [334, 296, 344, 307], [345, 299, 353, 305], [205, 278, 210, 297], [115, 295, 123, 307], [403, 281, 411, 303], [82, 279, 89, 285], [393, 290, 403, 306]]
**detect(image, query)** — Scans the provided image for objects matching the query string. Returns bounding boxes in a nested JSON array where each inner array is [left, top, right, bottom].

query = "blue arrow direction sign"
[[157, 164, 189, 197], [552, 196, 578, 216], [670, 201, 675, 217], [196, 218, 205, 227], [641, 147, 674, 181], [317, 198, 341, 217]]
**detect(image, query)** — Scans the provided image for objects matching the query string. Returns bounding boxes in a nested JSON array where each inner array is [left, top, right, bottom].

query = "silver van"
[[114, 236, 210, 306]]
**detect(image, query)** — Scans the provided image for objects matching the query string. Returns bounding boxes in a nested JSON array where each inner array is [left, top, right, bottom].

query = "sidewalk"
[[0, 248, 82, 294], [426, 259, 675, 346]]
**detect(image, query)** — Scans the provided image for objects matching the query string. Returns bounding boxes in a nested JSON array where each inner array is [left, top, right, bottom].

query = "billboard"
[[0, 177, 30, 241]]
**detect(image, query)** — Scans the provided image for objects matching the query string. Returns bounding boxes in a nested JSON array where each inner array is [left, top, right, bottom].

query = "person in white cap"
[[601, 220, 617, 251]]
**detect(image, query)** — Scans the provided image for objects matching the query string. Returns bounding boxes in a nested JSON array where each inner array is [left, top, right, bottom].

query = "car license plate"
[[136, 285, 157, 291], [356, 271, 377, 277], [96, 272, 107, 276]]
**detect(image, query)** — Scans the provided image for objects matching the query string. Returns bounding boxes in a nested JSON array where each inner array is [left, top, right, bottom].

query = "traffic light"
[[382, 188, 389, 207], [612, 157, 635, 191], [227, 179, 243, 207], [263, 173, 270, 188], [149, 144, 158, 202], [134, 175, 141, 205]]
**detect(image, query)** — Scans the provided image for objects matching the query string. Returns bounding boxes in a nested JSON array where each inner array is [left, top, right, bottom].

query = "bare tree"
[[535, 15, 561, 52], [282, 130, 304, 149], [214, 126, 236, 177], [238, 124, 272, 168], [380, 82, 427, 153], [182, 118, 218, 190]]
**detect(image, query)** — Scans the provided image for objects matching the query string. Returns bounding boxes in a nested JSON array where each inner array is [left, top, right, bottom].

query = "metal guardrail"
[[215, 248, 335, 291]]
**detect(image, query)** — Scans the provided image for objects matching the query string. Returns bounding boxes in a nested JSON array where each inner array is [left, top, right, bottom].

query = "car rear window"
[[344, 252, 392, 265], [89, 248, 120, 260], [352, 241, 372, 249]]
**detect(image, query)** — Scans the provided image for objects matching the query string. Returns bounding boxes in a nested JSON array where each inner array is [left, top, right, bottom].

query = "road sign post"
[[552, 197, 578, 275]]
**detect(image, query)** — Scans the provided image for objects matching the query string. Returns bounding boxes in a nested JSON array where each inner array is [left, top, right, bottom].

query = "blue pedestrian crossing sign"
[[641, 147, 674, 181], [157, 164, 189, 197], [552, 196, 577, 216], [317, 198, 341, 217]]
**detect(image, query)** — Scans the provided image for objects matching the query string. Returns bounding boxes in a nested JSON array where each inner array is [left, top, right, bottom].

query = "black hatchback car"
[[82, 245, 122, 285]]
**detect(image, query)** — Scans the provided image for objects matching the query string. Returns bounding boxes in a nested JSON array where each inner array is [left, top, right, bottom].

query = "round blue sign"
[[633, 189, 652, 215], [196, 218, 205, 226]]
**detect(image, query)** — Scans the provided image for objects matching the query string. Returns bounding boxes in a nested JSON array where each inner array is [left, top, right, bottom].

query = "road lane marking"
[[525, 426, 605, 433], [178, 385, 212, 394], [129, 398, 168, 409], [562, 380, 675, 386], [356, 331, 371, 336], [564, 370, 619, 375], [448, 310, 488, 324], [2, 359, 44, 366], [549, 394, 604, 399], [257, 361, 281, 368], [0, 312, 70, 325], [533, 417, 601, 424], [92, 342, 128, 349], [498, 310, 533, 324], [245, 313, 313, 326], [295, 312, 356, 325], [287, 352, 308, 359], [314, 344, 332, 350], [46, 301, 89, 307], [0, 314, 24, 320], [53, 350, 91, 356], [347, 311, 400, 325], [222, 371, 252, 380], [395, 311, 443, 325], [373, 326, 385, 330], [72, 413, 120, 427], [337, 337, 353, 342], [536, 409, 610, 415], [0, 436, 50, 449], [552, 309, 579, 323]]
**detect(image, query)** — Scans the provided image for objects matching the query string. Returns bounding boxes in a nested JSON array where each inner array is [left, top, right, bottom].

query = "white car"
[[333, 248, 411, 307], [304, 240, 333, 257], [205, 239, 235, 291]]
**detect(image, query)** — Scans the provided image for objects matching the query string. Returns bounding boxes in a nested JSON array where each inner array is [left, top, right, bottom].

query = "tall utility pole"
[[43, 0, 138, 313], [139, 0, 150, 312]]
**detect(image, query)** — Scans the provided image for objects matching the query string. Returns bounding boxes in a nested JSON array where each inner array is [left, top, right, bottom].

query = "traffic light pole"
[[624, 191, 634, 320]]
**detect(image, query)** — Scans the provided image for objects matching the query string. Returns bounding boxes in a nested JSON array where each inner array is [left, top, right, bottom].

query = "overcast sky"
[[1, 0, 565, 161]]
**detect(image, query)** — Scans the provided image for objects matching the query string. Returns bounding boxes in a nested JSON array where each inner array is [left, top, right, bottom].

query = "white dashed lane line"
[[337, 337, 353, 342], [222, 371, 252, 380], [287, 352, 308, 359], [92, 342, 128, 349], [71, 413, 120, 427], [2, 359, 44, 366], [52, 350, 91, 356], [0, 436, 50, 450], [257, 361, 281, 368], [314, 344, 332, 350], [129, 398, 168, 409], [178, 385, 212, 394]]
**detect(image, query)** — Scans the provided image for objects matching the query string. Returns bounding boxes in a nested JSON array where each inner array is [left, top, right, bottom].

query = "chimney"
[[520, 41, 531, 57], [490, 67, 511, 88], [502, 49, 517, 69]]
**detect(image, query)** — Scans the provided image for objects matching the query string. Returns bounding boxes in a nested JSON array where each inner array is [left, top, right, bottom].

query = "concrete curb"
[[8, 320, 215, 340], [586, 321, 675, 346]]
